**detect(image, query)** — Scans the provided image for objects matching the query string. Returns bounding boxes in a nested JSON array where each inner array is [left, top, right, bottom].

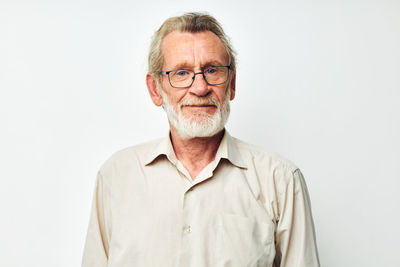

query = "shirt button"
[[186, 226, 192, 233]]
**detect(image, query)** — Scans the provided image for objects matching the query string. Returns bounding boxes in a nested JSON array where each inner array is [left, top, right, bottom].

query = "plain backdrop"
[[1, 0, 399, 266]]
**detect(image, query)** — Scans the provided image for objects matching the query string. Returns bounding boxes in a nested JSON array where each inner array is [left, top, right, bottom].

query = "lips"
[[184, 104, 216, 107], [179, 97, 219, 107]]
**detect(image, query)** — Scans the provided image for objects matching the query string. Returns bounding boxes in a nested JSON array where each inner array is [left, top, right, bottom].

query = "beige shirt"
[[82, 131, 320, 267]]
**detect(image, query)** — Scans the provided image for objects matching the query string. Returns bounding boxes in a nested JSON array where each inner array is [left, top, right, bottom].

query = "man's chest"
[[106, 160, 277, 267]]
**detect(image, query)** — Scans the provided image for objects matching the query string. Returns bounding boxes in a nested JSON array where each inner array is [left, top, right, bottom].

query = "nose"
[[189, 71, 210, 97]]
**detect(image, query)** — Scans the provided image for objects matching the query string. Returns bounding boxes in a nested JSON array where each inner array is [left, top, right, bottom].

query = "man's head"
[[146, 12, 236, 139]]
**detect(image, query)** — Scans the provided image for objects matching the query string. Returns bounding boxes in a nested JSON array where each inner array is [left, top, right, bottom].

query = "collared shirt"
[[82, 131, 320, 267]]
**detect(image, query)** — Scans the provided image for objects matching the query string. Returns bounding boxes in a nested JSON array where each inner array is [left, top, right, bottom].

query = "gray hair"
[[148, 12, 236, 82]]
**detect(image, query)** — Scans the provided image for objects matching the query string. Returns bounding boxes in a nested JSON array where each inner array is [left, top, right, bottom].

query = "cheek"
[[217, 89, 229, 104], [164, 89, 187, 106]]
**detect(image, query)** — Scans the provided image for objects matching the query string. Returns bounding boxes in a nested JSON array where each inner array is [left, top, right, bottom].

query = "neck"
[[169, 127, 224, 180]]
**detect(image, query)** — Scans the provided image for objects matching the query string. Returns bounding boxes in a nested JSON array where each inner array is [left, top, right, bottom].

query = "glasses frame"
[[159, 65, 231, 89]]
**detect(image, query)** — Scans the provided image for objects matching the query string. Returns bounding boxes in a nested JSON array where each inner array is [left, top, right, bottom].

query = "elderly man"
[[82, 12, 320, 267]]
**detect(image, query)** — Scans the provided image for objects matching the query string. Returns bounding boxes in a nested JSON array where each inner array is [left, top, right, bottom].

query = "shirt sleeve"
[[273, 169, 320, 267], [81, 171, 110, 267]]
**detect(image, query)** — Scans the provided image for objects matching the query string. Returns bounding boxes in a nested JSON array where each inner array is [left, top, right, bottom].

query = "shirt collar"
[[216, 130, 247, 169], [143, 130, 247, 169], [143, 133, 178, 166]]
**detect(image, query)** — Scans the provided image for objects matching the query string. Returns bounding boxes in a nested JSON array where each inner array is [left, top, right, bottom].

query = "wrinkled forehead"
[[160, 30, 228, 69]]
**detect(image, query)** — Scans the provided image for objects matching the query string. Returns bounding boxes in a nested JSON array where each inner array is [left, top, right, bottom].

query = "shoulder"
[[232, 136, 298, 172], [231, 136, 302, 192]]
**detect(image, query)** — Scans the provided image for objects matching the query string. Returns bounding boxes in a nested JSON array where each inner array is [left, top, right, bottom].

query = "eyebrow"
[[171, 60, 226, 70], [171, 61, 193, 70]]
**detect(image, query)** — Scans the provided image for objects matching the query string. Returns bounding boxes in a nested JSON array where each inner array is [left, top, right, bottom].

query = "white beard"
[[160, 89, 231, 140]]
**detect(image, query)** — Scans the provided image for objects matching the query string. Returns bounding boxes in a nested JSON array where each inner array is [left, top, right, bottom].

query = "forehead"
[[161, 30, 228, 69]]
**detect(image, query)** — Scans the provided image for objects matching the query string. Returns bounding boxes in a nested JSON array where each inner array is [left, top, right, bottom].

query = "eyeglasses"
[[159, 65, 231, 88]]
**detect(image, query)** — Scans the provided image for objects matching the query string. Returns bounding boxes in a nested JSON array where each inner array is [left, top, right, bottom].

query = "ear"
[[229, 73, 236, 100], [146, 73, 163, 106]]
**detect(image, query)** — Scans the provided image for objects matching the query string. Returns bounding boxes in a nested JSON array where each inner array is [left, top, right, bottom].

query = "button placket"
[[178, 186, 197, 265], [182, 187, 195, 235]]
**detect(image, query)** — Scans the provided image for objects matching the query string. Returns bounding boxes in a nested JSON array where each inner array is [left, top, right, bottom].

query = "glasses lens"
[[169, 70, 194, 88], [204, 66, 229, 85]]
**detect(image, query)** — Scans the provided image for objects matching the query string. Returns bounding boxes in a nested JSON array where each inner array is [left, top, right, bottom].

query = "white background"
[[1, 0, 399, 266]]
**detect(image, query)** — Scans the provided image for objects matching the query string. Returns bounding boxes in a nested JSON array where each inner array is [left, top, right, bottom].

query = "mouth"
[[181, 104, 218, 116], [184, 105, 216, 108], [179, 97, 219, 112], [182, 105, 217, 111]]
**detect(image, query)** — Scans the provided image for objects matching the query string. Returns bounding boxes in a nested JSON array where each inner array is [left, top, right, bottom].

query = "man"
[[82, 12, 320, 267]]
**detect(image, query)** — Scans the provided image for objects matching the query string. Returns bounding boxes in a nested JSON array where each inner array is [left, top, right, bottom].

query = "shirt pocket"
[[217, 213, 275, 267]]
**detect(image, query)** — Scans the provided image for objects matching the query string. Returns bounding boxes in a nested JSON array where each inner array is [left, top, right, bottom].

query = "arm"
[[81, 172, 110, 267], [274, 169, 320, 267]]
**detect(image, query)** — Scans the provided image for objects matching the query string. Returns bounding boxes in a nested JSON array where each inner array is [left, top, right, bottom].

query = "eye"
[[175, 70, 190, 77], [205, 67, 217, 74]]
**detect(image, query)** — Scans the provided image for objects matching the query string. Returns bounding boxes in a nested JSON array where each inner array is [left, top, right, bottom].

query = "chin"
[[160, 88, 230, 140], [174, 112, 226, 140]]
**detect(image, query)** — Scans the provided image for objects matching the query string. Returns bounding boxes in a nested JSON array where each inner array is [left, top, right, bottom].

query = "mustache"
[[179, 96, 219, 107]]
